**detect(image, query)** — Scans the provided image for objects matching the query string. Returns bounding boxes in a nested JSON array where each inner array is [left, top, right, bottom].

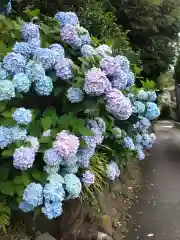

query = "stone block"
[[35, 233, 56, 240]]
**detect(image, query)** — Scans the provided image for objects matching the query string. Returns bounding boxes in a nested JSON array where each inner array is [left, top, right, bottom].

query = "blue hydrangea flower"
[[132, 101, 145, 114], [84, 67, 111, 96], [77, 147, 95, 168], [12, 108, 32, 125], [125, 71, 135, 88], [3, 52, 26, 74], [61, 155, 78, 167], [137, 149, 145, 161], [0, 126, 12, 149], [126, 93, 135, 101], [10, 126, 27, 142], [0, 80, 15, 101], [62, 164, 79, 174], [150, 132, 156, 144], [135, 133, 143, 144], [12, 73, 31, 93], [81, 45, 96, 58], [44, 165, 60, 175], [23, 183, 43, 207], [33, 48, 56, 70], [96, 117, 106, 134], [27, 38, 41, 54], [81, 170, 95, 186], [141, 133, 152, 149], [44, 148, 62, 166], [26, 60, 45, 82], [25, 136, 39, 152], [147, 91, 157, 102], [43, 182, 65, 203], [21, 22, 40, 41], [49, 44, 65, 61], [64, 173, 82, 199], [111, 71, 128, 90], [67, 87, 84, 103], [42, 201, 63, 219], [35, 76, 53, 96], [124, 136, 135, 150], [55, 12, 79, 27], [76, 26, 91, 45], [54, 58, 73, 80], [133, 117, 151, 133], [100, 56, 120, 76], [13, 147, 35, 170], [0, 68, 7, 79], [19, 201, 34, 212], [136, 89, 148, 101], [13, 42, 32, 58], [60, 24, 82, 49], [107, 161, 120, 180], [47, 173, 64, 185], [115, 55, 130, 72], [95, 44, 112, 58], [105, 89, 132, 120], [145, 102, 160, 120]]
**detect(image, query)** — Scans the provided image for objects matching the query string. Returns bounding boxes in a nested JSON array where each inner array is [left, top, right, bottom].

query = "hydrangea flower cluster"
[[107, 161, 120, 181]]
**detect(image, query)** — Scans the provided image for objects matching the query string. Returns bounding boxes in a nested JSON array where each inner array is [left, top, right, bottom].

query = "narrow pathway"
[[126, 121, 180, 240]]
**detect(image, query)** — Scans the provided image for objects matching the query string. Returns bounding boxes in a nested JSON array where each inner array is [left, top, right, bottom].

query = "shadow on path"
[[126, 124, 180, 240]]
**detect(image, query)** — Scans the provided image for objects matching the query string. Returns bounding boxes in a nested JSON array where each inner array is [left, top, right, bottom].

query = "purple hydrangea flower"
[[44, 148, 62, 166], [33, 48, 56, 70], [13, 147, 35, 170], [81, 170, 95, 186], [115, 55, 130, 72], [55, 12, 79, 27], [105, 89, 132, 120], [77, 147, 95, 168], [54, 58, 73, 80], [111, 70, 128, 90], [23, 183, 43, 207], [53, 130, 80, 158], [100, 56, 120, 76], [84, 67, 111, 96], [3, 52, 26, 74]]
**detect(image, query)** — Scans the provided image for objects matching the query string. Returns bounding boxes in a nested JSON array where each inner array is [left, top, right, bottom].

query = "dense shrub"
[[0, 10, 160, 230]]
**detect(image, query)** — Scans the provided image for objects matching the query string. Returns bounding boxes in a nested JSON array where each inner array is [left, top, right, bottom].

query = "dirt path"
[[126, 121, 180, 240]]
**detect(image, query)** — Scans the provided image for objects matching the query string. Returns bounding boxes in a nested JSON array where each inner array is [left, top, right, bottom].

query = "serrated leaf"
[[0, 182, 14, 196], [41, 116, 52, 130]]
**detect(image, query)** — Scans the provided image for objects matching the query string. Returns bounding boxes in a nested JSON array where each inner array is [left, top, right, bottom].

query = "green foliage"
[[0, 203, 11, 232]]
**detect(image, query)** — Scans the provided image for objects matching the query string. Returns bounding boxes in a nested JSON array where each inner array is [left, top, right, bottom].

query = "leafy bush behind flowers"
[[0, 10, 160, 229]]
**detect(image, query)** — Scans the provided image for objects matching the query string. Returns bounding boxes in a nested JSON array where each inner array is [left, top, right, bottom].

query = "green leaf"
[[0, 163, 10, 181], [58, 114, 71, 129], [0, 182, 14, 196], [21, 172, 31, 186], [31, 170, 47, 183], [1, 111, 12, 118], [28, 120, 41, 137], [14, 184, 24, 197], [24, 8, 40, 18], [74, 126, 94, 136], [0, 103, 6, 113], [39, 136, 52, 144], [43, 107, 57, 125], [13, 176, 23, 185], [1, 149, 13, 157], [41, 116, 52, 130]]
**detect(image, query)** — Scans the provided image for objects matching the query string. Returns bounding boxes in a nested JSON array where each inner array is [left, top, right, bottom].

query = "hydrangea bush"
[[0, 10, 160, 227]]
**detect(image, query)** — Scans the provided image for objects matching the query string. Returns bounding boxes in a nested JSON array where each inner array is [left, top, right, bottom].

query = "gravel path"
[[126, 121, 180, 240]]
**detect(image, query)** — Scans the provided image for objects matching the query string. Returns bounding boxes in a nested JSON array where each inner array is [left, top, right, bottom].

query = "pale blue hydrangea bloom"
[[67, 87, 84, 103], [126, 93, 135, 102], [0, 126, 12, 149], [95, 117, 106, 134], [25, 136, 39, 152], [48, 44, 65, 61], [19, 201, 34, 212], [135, 133, 143, 144], [61, 155, 78, 167], [150, 132, 156, 144], [84, 67, 111, 96], [141, 133, 152, 149], [137, 149, 145, 161], [107, 161, 120, 180], [145, 102, 160, 120], [125, 71, 135, 88], [33, 48, 56, 70], [21, 22, 40, 41], [132, 101, 145, 114], [23, 183, 43, 207], [55, 12, 79, 27], [47, 173, 64, 185], [64, 173, 82, 199], [3, 52, 26, 74], [124, 136, 135, 150], [77, 147, 95, 168], [133, 117, 150, 133], [13, 42, 32, 58], [42, 201, 63, 219], [44, 148, 62, 166], [0, 80, 15, 101], [147, 91, 157, 102], [12, 73, 31, 93], [76, 26, 91, 45], [26, 60, 45, 82], [95, 44, 112, 58], [44, 165, 60, 175], [35, 76, 53, 96], [12, 108, 32, 125], [54, 58, 73, 80], [43, 182, 65, 203], [62, 163, 79, 174], [111, 71, 128, 90], [115, 55, 130, 72], [10, 126, 27, 142], [136, 89, 148, 101], [81, 45, 96, 58], [27, 38, 41, 54], [13, 146, 35, 170], [0, 68, 7, 79], [81, 170, 95, 186]]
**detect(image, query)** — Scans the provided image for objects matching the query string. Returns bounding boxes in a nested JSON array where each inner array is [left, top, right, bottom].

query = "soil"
[[0, 158, 142, 240]]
